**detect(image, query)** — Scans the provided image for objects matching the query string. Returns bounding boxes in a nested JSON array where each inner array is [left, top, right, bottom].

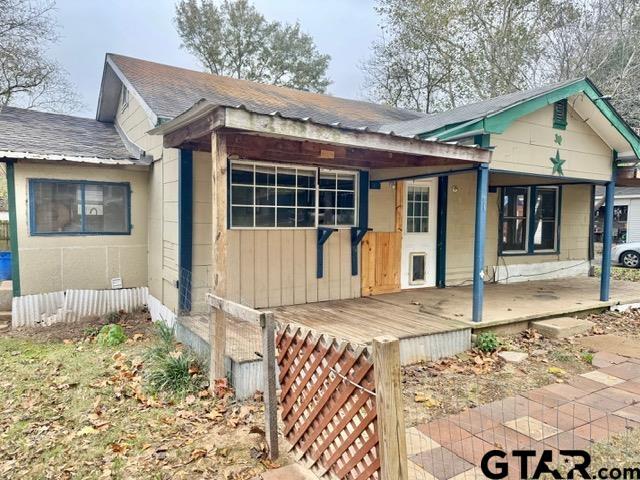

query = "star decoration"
[[550, 149, 565, 176], [554, 133, 563, 145]]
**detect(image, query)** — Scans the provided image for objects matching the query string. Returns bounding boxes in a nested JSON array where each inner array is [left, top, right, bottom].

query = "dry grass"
[[0, 319, 288, 479]]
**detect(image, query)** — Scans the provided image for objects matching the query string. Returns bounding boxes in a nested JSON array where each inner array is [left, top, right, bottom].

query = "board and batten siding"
[[225, 229, 359, 309], [115, 92, 181, 311], [491, 103, 613, 181]]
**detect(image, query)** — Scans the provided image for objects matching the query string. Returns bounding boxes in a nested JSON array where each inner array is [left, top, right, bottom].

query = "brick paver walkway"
[[408, 353, 640, 480]]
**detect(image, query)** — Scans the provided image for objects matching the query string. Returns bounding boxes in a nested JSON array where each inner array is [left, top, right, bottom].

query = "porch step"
[[531, 317, 594, 339]]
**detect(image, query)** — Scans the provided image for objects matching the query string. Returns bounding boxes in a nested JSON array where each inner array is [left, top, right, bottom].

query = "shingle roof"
[[378, 78, 583, 137], [0, 106, 135, 162], [108, 54, 425, 129]]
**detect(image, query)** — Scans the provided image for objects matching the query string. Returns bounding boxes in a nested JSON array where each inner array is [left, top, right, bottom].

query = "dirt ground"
[[0, 312, 289, 480], [402, 329, 596, 427]]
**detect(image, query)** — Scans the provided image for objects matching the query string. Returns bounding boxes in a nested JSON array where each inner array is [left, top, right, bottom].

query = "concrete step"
[[531, 317, 594, 339], [0, 311, 11, 322], [0, 281, 11, 312]]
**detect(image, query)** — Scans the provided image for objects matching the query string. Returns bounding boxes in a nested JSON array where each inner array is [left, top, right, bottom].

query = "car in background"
[[612, 242, 640, 268]]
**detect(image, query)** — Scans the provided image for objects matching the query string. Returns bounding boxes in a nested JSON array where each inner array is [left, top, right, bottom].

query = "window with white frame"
[[120, 85, 129, 111], [406, 185, 430, 233], [500, 186, 559, 254], [230, 161, 357, 229]]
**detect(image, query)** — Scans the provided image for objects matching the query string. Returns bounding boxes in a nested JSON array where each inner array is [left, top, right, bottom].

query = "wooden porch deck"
[[178, 276, 640, 365], [270, 296, 468, 345]]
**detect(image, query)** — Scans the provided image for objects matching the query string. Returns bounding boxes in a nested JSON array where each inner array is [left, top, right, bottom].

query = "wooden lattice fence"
[[277, 325, 380, 480]]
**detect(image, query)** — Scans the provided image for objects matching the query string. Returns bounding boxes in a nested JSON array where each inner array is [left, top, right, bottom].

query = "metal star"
[[554, 133, 563, 145], [550, 149, 565, 176]]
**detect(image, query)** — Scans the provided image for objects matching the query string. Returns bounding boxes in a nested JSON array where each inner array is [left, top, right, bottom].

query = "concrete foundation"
[[531, 317, 595, 338]]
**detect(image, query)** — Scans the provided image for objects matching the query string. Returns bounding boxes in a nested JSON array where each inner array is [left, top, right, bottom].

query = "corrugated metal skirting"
[[12, 287, 149, 328]]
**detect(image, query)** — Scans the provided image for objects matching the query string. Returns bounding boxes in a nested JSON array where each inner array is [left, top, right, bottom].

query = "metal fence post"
[[372, 335, 408, 480], [262, 311, 279, 460]]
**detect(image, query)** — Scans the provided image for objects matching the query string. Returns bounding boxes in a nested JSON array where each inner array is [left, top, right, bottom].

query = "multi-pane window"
[[30, 180, 130, 235], [230, 161, 357, 229], [500, 186, 559, 254], [533, 188, 558, 251], [501, 187, 528, 252], [406, 185, 430, 233], [318, 171, 356, 227]]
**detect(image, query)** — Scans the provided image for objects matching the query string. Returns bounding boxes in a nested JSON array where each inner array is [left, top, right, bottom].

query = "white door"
[[401, 179, 438, 289]]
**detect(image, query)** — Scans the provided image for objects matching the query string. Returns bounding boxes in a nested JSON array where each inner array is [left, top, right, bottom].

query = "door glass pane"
[[411, 253, 426, 283], [406, 185, 429, 233]]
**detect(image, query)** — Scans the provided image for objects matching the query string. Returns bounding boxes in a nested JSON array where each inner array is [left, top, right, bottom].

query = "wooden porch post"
[[210, 133, 228, 381], [472, 164, 489, 323]]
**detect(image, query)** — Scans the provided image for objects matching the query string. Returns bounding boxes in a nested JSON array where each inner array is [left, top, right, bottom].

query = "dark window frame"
[[29, 179, 132, 236], [499, 185, 562, 256]]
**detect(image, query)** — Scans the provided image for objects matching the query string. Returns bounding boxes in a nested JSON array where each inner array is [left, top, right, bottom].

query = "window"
[[553, 99, 567, 130], [595, 205, 628, 244], [532, 187, 558, 251], [229, 160, 357, 229], [318, 171, 356, 227], [120, 85, 129, 111], [501, 187, 528, 252], [500, 186, 559, 254], [406, 185, 430, 233], [30, 180, 130, 235]]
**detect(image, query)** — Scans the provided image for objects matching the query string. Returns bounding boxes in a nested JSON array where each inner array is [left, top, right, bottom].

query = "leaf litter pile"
[[402, 328, 597, 427], [0, 313, 288, 479]]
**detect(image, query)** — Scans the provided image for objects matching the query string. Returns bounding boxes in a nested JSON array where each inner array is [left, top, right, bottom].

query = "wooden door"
[[361, 231, 402, 296]]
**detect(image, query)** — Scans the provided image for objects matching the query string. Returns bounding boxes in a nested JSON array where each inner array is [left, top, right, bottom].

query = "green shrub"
[[476, 332, 500, 353], [96, 324, 127, 347], [143, 322, 207, 399]]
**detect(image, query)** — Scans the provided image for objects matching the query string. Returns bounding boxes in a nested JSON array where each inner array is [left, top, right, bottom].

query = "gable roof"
[[379, 77, 640, 158], [378, 78, 580, 136], [0, 106, 140, 165], [98, 53, 425, 129]]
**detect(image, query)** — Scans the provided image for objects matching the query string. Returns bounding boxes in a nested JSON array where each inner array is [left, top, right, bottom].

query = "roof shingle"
[[108, 53, 425, 129], [0, 106, 134, 162]]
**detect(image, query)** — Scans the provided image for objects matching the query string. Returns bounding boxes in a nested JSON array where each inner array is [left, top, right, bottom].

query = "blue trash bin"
[[0, 251, 12, 280]]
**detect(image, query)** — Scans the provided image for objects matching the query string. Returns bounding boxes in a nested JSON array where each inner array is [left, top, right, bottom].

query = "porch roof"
[[149, 101, 491, 169]]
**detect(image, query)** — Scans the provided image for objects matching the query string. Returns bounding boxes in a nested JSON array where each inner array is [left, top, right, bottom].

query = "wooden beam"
[[210, 133, 228, 383], [262, 311, 279, 460], [395, 182, 404, 233], [163, 110, 225, 149], [224, 132, 473, 169], [372, 336, 408, 480]]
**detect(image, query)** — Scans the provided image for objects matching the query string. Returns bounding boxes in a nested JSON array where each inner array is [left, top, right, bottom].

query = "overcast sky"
[[50, 0, 380, 118]]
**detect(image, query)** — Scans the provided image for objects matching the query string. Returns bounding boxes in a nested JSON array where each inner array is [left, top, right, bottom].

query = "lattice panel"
[[276, 325, 380, 480]]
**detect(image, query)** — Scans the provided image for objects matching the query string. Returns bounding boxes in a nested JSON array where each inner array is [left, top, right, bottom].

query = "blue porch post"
[[472, 164, 489, 322], [600, 179, 615, 301], [178, 148, 193, 312]]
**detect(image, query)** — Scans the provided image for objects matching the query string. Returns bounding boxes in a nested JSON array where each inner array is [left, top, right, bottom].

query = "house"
[[2, 54, 640, 374], [594, 186, 640, 244]]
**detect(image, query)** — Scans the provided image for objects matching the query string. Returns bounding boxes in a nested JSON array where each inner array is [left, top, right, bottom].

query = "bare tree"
[[0, 0, 81, 112], [174, 0, 331, 92]]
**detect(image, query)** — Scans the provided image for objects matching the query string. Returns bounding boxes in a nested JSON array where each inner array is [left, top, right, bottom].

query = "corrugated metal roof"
[[0, 106, 138, 163], [107, 53, 427, 129], [378, 78, 583, 137]]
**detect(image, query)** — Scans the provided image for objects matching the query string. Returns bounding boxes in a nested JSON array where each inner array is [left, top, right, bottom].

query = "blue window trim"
[[28, 178, 132, 236], [498, 185, 562, 256]]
